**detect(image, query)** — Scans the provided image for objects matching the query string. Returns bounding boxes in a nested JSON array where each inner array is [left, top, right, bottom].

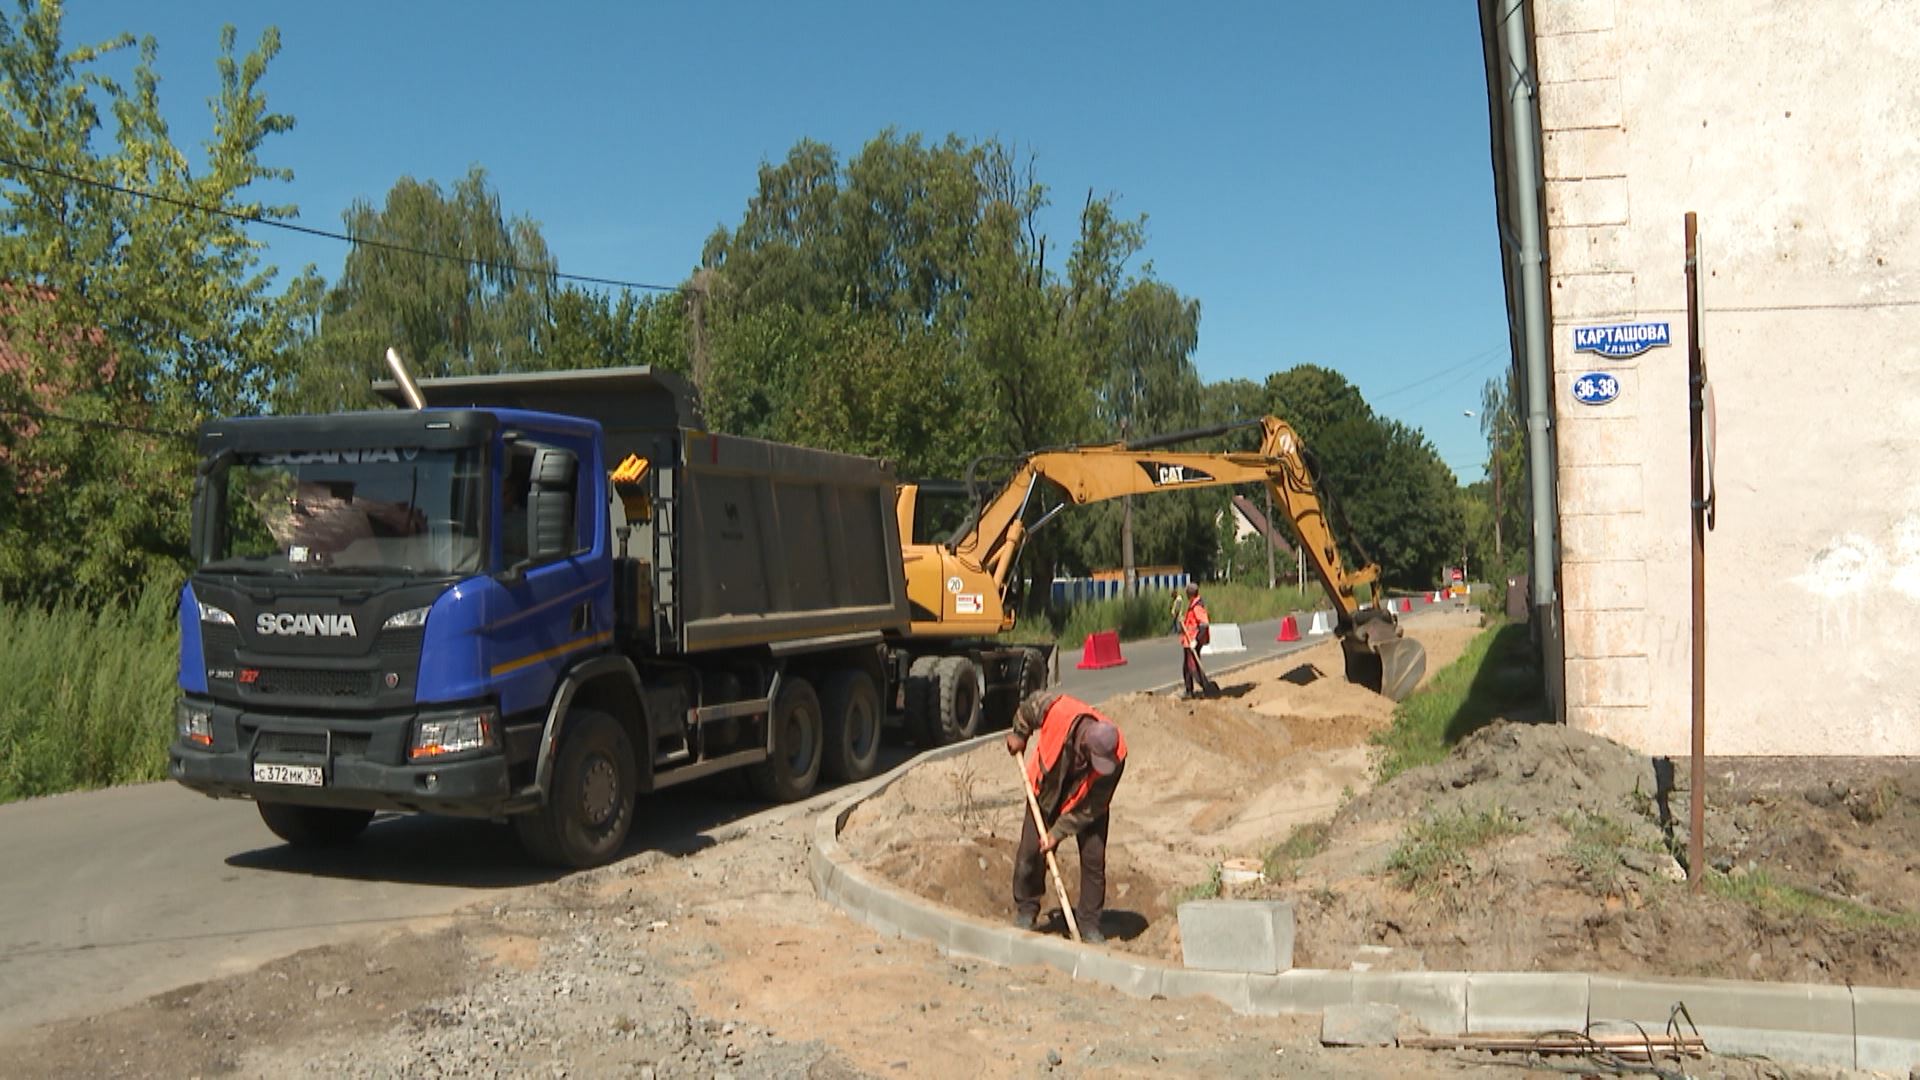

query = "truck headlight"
[[383, 606, 431, 630], [175, 700, 213, 747], [409, 709, 497, 761], [197, 602, 235, 625]]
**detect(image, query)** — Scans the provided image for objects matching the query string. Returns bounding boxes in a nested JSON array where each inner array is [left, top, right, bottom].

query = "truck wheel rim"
[[581, 756, 619, 827], [786, 708, 816, 770]]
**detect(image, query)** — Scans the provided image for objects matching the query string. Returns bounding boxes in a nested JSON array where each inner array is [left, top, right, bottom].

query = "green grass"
[[0, 585, 180, 804], [1371, 620, 1542, 783], [1708, 868, 1920, 930], [1386, 806, 1525, 893], [1262, 820, 1331, 882], [1171, 863, 1224, 905]]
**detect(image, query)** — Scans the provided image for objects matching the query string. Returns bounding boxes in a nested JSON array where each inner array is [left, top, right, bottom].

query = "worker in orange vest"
[[1180, 582, 1220, 699], [1006, 691, 1128, 944]]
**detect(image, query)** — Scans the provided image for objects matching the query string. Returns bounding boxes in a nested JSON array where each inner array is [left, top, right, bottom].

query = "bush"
[[0, 584, 180, 803]]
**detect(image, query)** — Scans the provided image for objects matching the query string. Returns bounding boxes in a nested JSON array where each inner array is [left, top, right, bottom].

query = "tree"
[[1478, 370, 1527, 578], [284, 167, 557, 412], [0, 4, 316, 604]]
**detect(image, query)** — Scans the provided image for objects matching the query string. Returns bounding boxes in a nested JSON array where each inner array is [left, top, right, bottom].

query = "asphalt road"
[[0, 599, 1456, 1034]]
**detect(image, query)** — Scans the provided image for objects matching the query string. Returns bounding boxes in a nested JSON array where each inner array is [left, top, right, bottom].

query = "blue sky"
[[64, 1, 1509, 480]]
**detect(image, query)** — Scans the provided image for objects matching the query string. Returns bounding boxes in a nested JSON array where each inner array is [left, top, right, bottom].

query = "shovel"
[[1011, 749, 1081, 943]]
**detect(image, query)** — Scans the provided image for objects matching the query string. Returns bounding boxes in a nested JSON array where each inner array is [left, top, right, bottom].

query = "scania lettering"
[[255, 613, 359, 637]]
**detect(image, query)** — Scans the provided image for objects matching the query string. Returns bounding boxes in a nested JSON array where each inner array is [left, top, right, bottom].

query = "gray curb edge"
[[809, 736, 1920, 1074]]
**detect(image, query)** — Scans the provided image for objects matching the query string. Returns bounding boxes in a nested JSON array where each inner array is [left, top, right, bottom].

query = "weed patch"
[[1387, 806, 1524, 894], [1708, 868, 1920, 931], [1262, 821, 1331, 882], [1172, 864, 1224, 905]]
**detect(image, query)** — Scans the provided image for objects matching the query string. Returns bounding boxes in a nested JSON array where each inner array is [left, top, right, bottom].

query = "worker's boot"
[[1078, 917, 1106, 945], [1012, 908, 1038, 932]]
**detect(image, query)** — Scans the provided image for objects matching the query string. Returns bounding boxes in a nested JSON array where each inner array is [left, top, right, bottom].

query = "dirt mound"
[[1339, 719, 1658, 828]]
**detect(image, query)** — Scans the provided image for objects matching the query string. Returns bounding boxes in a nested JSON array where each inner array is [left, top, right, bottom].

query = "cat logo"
[[1137, 462, 1216, 486]]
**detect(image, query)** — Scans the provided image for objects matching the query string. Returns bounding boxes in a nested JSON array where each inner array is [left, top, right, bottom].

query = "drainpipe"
[[1498, 1, 1561, 689]]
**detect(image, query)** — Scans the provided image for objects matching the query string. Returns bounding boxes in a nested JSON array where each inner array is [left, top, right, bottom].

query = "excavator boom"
[[897, 417, 1427, 700]]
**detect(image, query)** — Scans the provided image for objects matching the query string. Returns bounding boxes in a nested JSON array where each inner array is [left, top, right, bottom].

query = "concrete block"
[[1565, 656, 1651, 708], [1248, 970, 1353, 1016], [1535, 35, 1623, 91], [1534, 0, 1614, 36], [1560, 555, 1647, 609], [1556, 413, 1643, 466], [1199, 622, 1246, 656], [1587, 976, 1854, 1070], [1566, 705, 1653, 746], [853, 878, 929, 941], [807, 848, 839, 900], [1540, 79, 1623, 132], [1321, 1003, 1399, 1047], [1546, 221, 1631, 273], [1350, 972, 1467, 1036], [1559, 512, 1646, 562], [1466, 972, 1589, 1033], [1563, 609, 1649, 660], [946, 917, 1015, 967], [1549, 270, 1635, 318], [1555, 462, 1643, 519], [1005, 931, 1080, 978], [1855, 985, 1920, 1073], [1160, 969, 1253, 1013], [1176, 900, 1295, 974], [1072, 948, 1166, 999]]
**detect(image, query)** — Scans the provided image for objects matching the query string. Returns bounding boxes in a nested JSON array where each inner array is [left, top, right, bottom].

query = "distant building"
[[1480, 3, 1919, 755]]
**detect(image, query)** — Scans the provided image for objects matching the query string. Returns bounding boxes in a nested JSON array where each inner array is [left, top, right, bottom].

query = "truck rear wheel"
[[935, 655, 984, 743], [904, 655, 943, 747], [747, 677, 823, 802], [821, 669, 882, 782], [256, 802, 373, 847], [515, 710, 636, 869]]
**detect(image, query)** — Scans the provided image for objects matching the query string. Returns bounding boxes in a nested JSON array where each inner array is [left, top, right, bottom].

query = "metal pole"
[[1499, 0, 1561, 691], [384, 347, 426, 410], [1685, 212, 1707, 891]]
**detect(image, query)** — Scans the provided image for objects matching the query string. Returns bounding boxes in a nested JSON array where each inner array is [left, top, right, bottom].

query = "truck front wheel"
[[256, 802, 373, 848], [515, 710, 636, 869], [821, 669, 882, 782], [747, 677, 823, 802]]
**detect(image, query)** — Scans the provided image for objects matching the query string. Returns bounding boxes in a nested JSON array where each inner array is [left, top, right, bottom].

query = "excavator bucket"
[[1339, 613, 1428, 702]]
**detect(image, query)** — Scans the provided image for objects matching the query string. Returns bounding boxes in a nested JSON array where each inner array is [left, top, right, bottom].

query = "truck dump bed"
[[377, 367, 910, 654]]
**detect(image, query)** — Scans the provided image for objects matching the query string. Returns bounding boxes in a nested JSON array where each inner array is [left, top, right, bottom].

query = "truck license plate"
[[252, 762, 323, 787]]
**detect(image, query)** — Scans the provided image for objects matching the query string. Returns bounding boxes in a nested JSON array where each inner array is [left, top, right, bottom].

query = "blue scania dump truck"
[[168, 366, 1037, 867]]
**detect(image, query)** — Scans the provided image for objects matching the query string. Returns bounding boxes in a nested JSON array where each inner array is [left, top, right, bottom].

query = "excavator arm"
[[897, 416, 1428, 700]]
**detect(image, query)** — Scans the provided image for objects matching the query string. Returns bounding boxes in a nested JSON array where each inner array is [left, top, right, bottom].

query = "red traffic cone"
[[1277, 614, 1301, 642]]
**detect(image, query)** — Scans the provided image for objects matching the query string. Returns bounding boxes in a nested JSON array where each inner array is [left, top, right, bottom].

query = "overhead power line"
[[1370, 341, 1509, 403], [0, 154, 691, 295]]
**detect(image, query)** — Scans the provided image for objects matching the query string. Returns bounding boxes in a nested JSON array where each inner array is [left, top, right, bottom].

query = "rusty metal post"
[[1685, 213, 1707, 891]]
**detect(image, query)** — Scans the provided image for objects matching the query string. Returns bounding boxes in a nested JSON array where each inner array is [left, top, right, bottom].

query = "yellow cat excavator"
[[895, 416, 1428, 702]]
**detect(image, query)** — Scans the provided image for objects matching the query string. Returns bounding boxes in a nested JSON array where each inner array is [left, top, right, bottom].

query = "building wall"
[[1535, 0, 1920, 755]]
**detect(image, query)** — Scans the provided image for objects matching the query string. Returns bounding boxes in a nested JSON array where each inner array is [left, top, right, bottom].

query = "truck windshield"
[[204, 448, 484, 577]]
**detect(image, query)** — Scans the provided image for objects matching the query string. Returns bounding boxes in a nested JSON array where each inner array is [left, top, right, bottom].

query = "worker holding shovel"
[[1006, 691, 1127, 944]]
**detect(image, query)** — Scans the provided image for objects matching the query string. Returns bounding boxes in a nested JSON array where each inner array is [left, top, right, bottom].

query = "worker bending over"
[[1180, 582, 1220, 698], [1006, 691, 1127, 944]]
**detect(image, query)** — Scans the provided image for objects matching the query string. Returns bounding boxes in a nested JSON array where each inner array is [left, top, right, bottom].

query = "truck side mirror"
[[527, 447, 578, 560]]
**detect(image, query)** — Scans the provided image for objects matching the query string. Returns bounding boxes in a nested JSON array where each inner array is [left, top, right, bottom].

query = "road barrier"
[[1075, 630, 1128, 670], [1200, 623, 1246, 656], [1277, 615, 1301, 642]]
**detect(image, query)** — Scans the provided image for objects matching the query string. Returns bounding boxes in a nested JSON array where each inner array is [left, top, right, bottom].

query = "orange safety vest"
[[1181, 598, 1210, 648], [1026, 694, 1128, 819]]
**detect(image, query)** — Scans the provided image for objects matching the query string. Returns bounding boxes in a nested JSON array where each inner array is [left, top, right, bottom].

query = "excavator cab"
[[1340, 609, 1428, 703]]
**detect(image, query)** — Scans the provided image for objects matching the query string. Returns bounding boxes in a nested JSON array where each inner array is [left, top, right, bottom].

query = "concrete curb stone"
[[1466, 972, 1589, 1033], [1854, 985, 1920, 1073], [808, 728, 1920, 1074]]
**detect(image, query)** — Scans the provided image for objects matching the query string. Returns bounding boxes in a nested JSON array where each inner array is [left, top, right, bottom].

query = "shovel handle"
[[1011, 748, 1081, 942]]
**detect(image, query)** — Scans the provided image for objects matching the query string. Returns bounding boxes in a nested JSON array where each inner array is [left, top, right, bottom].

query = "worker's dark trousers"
[[1013, 808, 1109, 929], [1182, 647, 1217, 696]]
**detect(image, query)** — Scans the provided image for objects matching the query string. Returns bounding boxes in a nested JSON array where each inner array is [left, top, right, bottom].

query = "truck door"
[[490, 429, 611, 719]]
